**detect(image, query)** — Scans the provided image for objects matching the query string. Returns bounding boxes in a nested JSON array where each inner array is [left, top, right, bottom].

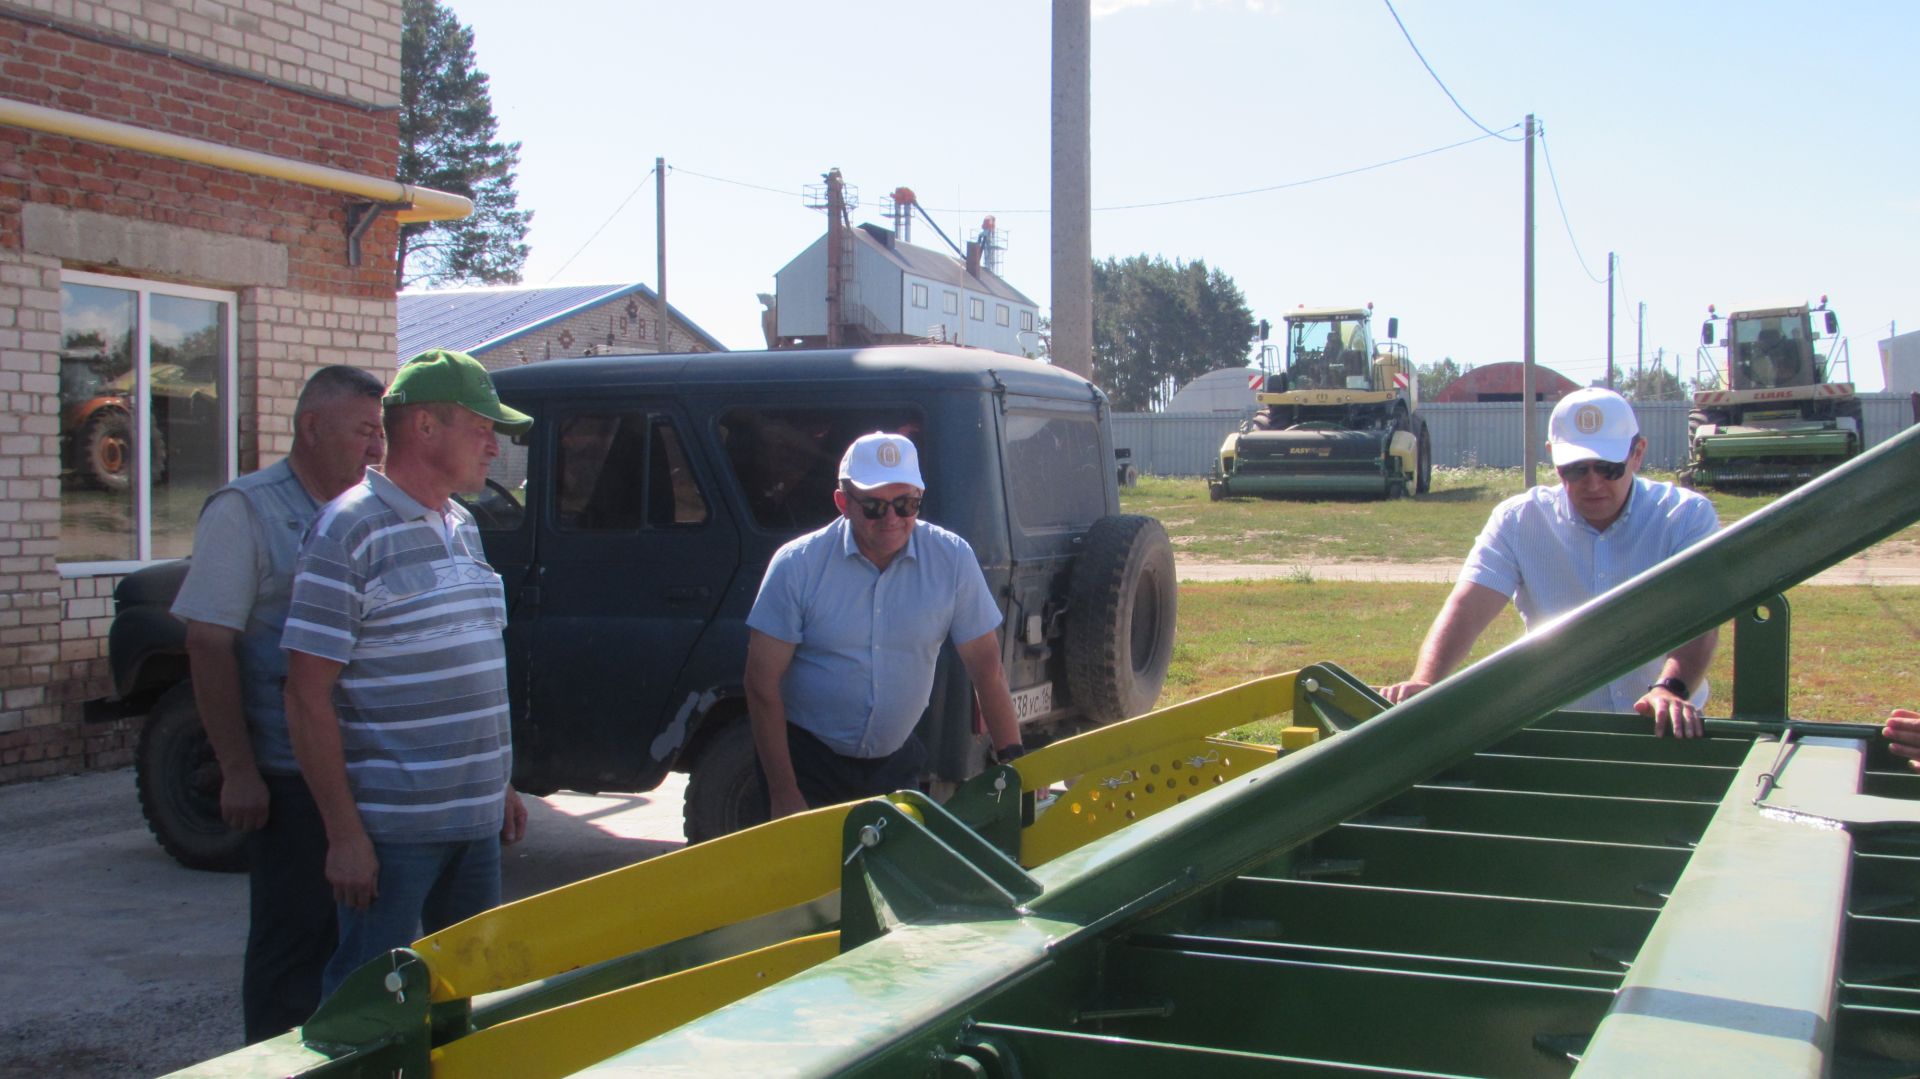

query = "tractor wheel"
[[1415, 421, 1433, 495], [682, 719, 769, 845], [79, 407, 134, 493], [135, 682, 247, 872], [1065, 515, 1178, 724]]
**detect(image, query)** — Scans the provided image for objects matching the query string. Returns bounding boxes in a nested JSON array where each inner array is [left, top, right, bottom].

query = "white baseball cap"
[[1547, 387, 1639, 466], [838, 431, 924, 491]]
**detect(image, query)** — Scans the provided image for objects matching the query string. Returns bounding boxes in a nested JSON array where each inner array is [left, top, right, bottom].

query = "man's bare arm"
[[1634, 627, 1719, 739], [1382, 581, 1510, 703], [954, 630, 1021, 754], [744, 630, 806, 819], [285, 650, 378, 910], [183, 620, 268, 831]]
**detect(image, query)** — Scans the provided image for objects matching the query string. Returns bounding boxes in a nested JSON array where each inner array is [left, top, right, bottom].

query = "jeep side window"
[[556, 411, 708, 531], [717, 406, 925, 531], [1004, 410, 1106, 530]]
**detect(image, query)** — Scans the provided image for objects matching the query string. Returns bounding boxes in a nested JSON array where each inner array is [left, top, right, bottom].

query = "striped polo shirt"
[[281, 467, 512, 844]]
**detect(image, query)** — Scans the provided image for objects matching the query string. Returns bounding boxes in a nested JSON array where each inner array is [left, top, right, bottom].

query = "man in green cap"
[[282, 348, 535, 996]]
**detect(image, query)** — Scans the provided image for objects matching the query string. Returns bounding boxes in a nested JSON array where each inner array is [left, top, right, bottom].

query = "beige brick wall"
[[241, 287, 396, 470], [471, 297, 715, 371], [0, 0, 401, 106]]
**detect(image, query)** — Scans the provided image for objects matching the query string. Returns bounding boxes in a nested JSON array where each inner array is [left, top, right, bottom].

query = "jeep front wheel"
[[1065, 514, 1178, 724], [135, 682, 247, 872], [682, 719, 769, 844]]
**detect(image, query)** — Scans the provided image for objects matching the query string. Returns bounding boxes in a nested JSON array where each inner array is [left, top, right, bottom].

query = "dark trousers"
[[772, 724, 928, 809], [243, 772, 336, 1043]]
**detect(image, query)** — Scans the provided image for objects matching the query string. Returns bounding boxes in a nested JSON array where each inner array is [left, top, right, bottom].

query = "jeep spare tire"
[[136, 682, 246, 872], [1065, 514, 1177, 724]]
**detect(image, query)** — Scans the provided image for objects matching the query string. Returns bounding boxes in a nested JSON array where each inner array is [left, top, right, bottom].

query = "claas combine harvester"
[[1210, 305, 1432, 500], [176, 428, 1920, 1079], [1684, 297, 1863, 490]]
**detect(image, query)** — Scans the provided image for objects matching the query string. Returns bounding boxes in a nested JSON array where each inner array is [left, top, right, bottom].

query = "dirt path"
[[1178, 542, 1920, 587]]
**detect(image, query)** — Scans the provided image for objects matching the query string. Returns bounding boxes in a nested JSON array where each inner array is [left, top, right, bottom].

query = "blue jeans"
[[321, 835, 501, 997]]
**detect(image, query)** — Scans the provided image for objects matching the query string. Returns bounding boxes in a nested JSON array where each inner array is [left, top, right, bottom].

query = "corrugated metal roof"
[[396, 282, 726, 364]]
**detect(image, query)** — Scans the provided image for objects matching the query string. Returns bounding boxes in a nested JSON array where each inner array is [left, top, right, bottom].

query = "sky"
[[443, 0, 1917, 393]]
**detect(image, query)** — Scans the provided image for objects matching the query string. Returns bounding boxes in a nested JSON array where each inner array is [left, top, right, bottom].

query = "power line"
[[671, 165, 798, 199], [662, 129, 1510, 224], [1381, 0, 1522, 143], [546, 165, 657, 284], [1537, 124, 1607, 285], [1080, 129, 1515, 211]]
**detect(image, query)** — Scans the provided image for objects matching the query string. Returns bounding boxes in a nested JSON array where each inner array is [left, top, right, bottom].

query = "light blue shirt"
[[747, 516, 1002, 758], [1461, 476, 1720, 712]]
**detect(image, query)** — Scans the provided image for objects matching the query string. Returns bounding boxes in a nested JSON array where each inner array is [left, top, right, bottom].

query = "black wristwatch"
[[993, 743, 1026, 765], [1649, 676, 1689, 698]]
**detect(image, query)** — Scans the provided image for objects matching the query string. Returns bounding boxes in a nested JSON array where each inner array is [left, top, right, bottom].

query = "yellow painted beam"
[[417, 805, 848, 1001], [430, 933, 841, 1079]]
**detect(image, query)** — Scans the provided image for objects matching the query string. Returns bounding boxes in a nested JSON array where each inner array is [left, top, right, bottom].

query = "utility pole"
[[1605, 252, 1615, 390], [1522, 114, 1537, 487], [1653, 346, 1665, 399], [1051, 0, 1092, 378], [1635, 301, 1645, 399], [656, 156, 668, 352]]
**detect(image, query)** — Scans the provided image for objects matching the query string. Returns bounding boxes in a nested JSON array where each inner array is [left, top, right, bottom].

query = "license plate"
[[1012, 682, 1053, 722]]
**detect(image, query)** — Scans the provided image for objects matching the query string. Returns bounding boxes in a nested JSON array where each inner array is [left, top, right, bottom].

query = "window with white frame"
[[995, 304, 1011, 326], [910, 283, 928, 308], [1020, 309, 1035, 331], [970, 297, 985, 321], [58, 271, 236, 570], [942, 291, 959, 315]]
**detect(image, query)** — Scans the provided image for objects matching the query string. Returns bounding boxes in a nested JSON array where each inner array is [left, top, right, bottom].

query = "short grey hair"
[[294, 365, 385, 421]]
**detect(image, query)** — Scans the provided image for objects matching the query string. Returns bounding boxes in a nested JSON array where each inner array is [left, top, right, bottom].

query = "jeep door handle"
[[664, 585, 711, 602]]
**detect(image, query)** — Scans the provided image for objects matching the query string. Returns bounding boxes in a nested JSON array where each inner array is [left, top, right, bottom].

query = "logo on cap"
[[1574, 405, 1605, 434], [877, 442, 901, 468]]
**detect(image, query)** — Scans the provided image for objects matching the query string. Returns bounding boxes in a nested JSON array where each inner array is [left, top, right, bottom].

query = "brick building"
[[0, 0, 447, 782]]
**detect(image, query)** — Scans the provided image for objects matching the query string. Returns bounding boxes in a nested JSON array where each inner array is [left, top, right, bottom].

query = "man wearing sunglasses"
[[745, 432, 1025, 820], [1383, 387, 1720, 737]]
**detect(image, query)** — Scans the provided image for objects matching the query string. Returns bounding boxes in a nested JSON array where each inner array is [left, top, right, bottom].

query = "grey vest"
[[217, 460, 321, 774]]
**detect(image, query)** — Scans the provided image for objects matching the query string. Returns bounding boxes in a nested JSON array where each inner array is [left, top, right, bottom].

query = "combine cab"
[[1685, 298, 1862, 490], [1210, 306, 1431, 500]]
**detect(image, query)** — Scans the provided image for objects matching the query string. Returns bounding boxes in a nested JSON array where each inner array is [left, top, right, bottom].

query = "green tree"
[[1092, 255, 1254, 411], [1618, 365, 1685, 402], [1417, 357, 1469, 402], [396, 0, 531, 289]]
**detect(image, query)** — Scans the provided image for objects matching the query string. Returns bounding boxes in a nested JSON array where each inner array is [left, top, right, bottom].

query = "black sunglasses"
[[1556, 459, 1628, 483], [849, 493, 923, 519]]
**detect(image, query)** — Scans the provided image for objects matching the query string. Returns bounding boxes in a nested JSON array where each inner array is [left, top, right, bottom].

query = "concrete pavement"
[[0, 767, 690, 1078]]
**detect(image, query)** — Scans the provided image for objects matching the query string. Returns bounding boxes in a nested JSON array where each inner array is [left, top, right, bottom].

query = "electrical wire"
[[1381, 0, 1521, 143], [1538, 123, 1607, 285], [545, 166, 657, 284], [671, 165, 799, 198], [663, 127, 1508, 224]]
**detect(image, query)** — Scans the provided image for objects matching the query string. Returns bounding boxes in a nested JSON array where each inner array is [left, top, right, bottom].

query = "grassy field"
[[1163, 580, 1918, 736], [1121, 469, 1914, 563], [1116, 469, 1918, 736]]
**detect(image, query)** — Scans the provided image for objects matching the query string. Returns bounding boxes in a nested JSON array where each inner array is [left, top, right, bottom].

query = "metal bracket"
[[1292, 662, 1389, 735], [299, 946, 433, 1071], [344, 199, 410, 267], [839, 793, 1042, 951]]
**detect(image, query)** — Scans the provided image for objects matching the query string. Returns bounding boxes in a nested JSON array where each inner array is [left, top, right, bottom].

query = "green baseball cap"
[[384, 348, 533, 436]]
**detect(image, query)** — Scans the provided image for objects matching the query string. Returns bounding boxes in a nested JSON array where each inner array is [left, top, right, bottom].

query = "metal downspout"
[[0, 96, 472, 225]]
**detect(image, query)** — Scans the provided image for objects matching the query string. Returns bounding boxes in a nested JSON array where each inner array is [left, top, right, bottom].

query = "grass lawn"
[[1164, 579, 1918, 738], [1121, 469, 1917, 563]]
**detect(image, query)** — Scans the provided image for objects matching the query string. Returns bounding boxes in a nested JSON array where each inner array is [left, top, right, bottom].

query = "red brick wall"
[[0, 17, 399, 294], [0, 10, 400, 784]]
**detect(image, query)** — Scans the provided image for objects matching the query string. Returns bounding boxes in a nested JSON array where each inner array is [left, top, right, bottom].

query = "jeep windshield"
[[718, 406, 925, 532]]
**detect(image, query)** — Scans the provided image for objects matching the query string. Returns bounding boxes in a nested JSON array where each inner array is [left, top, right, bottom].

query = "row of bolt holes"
[[1067, 757, 1234, 824]]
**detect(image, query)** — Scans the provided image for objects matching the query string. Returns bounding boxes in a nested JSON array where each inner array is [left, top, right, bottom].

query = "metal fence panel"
[[1114, 395, 1915, 476]]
